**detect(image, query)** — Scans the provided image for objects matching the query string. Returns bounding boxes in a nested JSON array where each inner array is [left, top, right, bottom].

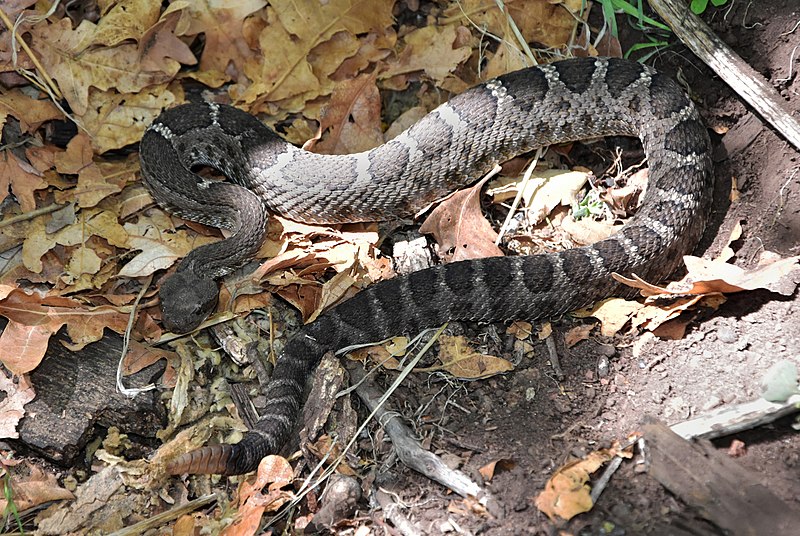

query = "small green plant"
[[595, 0, 671, 61], [572, 189, 607, 221], [690, 0, 730, 15], [3, 471, 25, 534]]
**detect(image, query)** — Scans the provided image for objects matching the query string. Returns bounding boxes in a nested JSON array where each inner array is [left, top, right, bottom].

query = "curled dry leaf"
[[225, 455, 295, 536], [535, 443, 630, 521], [0, 465, 74, 513], [478, 458, 516, 482], [507, 320, 533, 340], [564, 323, 595, 348], [576, 252, 800, 338], [614, 254, 800, 297]]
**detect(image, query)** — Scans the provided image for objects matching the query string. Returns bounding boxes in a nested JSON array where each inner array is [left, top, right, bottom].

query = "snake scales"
[[139, 57, 713, 475]]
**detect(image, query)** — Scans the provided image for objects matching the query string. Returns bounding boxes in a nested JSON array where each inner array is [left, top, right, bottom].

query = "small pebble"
[[597, 356, 610, 378], [717, 326, 737, 344]]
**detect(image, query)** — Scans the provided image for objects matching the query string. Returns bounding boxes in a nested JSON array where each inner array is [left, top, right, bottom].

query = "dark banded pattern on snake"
[[139, 57, 714, 475]]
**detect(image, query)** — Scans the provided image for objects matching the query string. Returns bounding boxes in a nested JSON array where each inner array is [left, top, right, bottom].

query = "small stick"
[[0, 6, 62, 100], [0, 203, 66, 229], [347, 362, 491, 504]]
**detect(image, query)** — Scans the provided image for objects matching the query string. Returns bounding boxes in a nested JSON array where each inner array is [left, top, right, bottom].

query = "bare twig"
[[347, 362, 493, 505], [0, 203, 67, 229]]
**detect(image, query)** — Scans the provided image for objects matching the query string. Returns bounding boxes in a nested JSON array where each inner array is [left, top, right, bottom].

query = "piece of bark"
[[5, 320, 165, 466], [714, 112, 764, 162], [643, 419, 800, 536], [305, 474, 362, 533]]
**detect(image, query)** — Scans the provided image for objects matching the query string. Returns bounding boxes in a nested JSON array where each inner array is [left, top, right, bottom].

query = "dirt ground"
[[366, 3, 800, 535]]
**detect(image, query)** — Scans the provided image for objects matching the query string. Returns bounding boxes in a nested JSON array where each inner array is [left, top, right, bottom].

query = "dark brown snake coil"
[[139, 57, 714, 475]]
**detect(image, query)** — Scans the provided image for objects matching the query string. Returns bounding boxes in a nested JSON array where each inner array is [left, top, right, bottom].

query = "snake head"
[[159, 272, 219, 334]]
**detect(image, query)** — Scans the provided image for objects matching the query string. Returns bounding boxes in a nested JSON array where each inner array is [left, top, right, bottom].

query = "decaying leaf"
[[420, 175, 504, 262], [416, 334, 513, 379], [478, 458, 516, 481], [0, 372, 35, 439], [0, 465, 74, 513], [535, 443, 630, 521], [224, 456, 295, 536]]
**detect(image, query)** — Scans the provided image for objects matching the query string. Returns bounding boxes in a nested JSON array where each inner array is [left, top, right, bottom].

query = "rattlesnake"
[[139, 57, 714, 475]]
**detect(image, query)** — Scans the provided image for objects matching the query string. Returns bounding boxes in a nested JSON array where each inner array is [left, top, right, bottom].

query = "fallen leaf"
[[0, 465, 74, 513], [28, 17, 173, 115], [137, 5, 198, 72], [600, 167, 648, 218], [535, 444, 627, 521], [442, 0, 584, 52], [0, 372, 35, 439], [416, 334, 513, 379], [22, 209, 129, 275], [478, 458, 516, 481], [0, 150, 48, 212], [177, 0, 267, 88], [223, 455, 294, 536], [312, 71, 384, 154], [564, 323, 595, 348], [119, 216, 217, 277], [507, 320, 533, 340], [537, 321, 552, 339], [380, 24, 472, 88], [420, 175, 503, 262], [0, 287, 130, 373], [234, 0, 395, 110], [615, 254, 800, 297], [573, 298, 643, 337], [0, 89, 63, 133], [82, 85, 184, 153]]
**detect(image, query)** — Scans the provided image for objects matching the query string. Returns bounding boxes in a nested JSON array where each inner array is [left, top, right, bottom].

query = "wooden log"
[[3, 319, 165, 466], [643, 420, 800, 535]]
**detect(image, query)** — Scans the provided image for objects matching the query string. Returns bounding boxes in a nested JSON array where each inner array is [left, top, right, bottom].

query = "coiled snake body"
[[139, 57, 713, 475]]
